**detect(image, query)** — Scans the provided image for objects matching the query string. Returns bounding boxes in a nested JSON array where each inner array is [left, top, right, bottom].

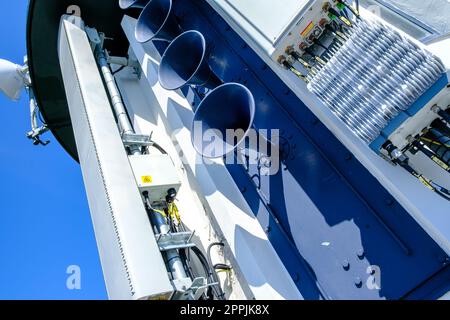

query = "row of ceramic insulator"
[[307, 19, 446, 143]]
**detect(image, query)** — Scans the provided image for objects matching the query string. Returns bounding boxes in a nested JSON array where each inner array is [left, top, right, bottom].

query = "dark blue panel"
[[166, 0, 450, 299]]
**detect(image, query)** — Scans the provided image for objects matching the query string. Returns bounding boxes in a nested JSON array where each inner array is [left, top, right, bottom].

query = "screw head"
[[355, 277, 363, 288], [342, 260, 350, 271], [357, 249, 365, 260]]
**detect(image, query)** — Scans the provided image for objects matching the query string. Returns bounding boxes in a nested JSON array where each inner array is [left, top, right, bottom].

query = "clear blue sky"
[[0, 1, 107, 299]]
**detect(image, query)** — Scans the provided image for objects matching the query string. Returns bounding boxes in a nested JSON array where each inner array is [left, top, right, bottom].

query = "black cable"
[[150, 142, 168, 155], [214, 264, 232, 271], [424, 129, 450, 166], [180, 249, 195, 281], [112, 65, 125, 75], [432, 119, 450, 137], [398, 160, 450, 201], [38, 110, 46, 126], [413, 141, 450, 172], [207, 243, 228, 300], [190, 246, 223, 300], [385, 143, 450, 201], [313, 39, 329, 51]]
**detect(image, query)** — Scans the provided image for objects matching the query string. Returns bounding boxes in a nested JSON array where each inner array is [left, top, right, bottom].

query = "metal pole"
[[96, 50, 187, 281], [97, 51, 140, 155]]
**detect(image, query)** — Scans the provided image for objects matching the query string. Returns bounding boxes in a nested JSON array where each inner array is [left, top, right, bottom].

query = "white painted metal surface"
[[121, 15, 303, 300], [57, 16, 173, 300], [206, 0, 450, 255], [129, 154, 181, 204], [224, 0, 312, 46]]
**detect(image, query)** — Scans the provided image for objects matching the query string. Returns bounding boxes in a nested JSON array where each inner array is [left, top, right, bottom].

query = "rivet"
[[241, 187, 247, 193], [357, 249, 365, 260], [345, 153, 353, 161], [342, 260, 350, 271], [265, 226, 271, 234], [355, 277, 363, 288], [292, 273, 300, 282], [384, 199, 394, 206]]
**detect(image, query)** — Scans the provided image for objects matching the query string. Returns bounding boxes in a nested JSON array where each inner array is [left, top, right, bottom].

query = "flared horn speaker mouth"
[[191, 83, 256, 158], [135, 0, 180, 43], [159, 30, 222, 90]]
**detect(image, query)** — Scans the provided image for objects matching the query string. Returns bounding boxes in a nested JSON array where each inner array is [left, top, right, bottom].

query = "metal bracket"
[[106, 52, 142, 78], [171, 277, 217, 300], [156, 231, 196, 251], [122, 133, 156, 147], [85, 27, 104, 52], [27, 125, 50, 146]]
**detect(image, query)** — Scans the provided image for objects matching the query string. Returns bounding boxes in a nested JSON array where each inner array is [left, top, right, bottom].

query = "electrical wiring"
[[168, 203, 226, 300], [190, 246, 225, 300], [148, 141, 169, 155], [385, 142, 450, 201], [413, 141, 450, 172], [112, 65, 125, 75], [207, 243, 229, 301], [397, 160, 450, 201]]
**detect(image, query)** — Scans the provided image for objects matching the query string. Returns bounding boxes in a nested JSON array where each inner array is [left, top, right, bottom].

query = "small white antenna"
[[0, 58, 29, 101]]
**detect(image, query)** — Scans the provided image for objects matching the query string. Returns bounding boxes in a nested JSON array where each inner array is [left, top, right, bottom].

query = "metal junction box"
[[129, 154, 181, 204]]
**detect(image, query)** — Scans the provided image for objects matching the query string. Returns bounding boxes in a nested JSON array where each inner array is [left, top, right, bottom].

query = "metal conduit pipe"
[[97, 51, 141, 155], [97, 50, 188, 282]]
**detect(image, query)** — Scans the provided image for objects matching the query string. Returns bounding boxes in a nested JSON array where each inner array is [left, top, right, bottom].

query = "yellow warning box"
[[141, 176, 153, 184]]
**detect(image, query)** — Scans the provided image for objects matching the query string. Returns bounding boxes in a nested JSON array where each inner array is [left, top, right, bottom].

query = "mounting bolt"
[[342, 260, 350, 271], [357, 249, 365, 260], [355, 277, 363, 288]]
